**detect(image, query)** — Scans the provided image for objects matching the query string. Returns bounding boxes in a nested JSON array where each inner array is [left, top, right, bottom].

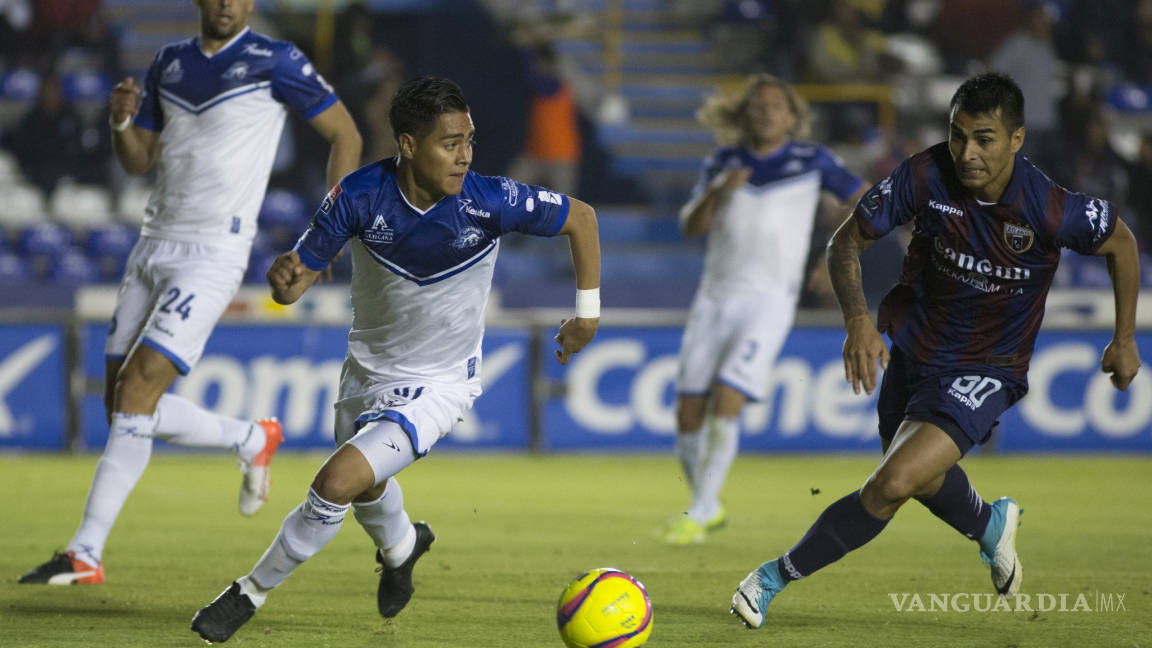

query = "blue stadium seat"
[[49, 247, 101, 284], [61, 71, 114, 104], [19, 223, 73, 256], [259, 189, 309, 228], [245, 251, 278, 284], [0, 251, 30, 280], [86, 225, 138, 281], [0, 68, 39, 101]]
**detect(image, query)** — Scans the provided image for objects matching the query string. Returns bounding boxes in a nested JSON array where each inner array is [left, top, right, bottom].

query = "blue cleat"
[[730, 559, 786, 629], [980, 497, 1023, 598]]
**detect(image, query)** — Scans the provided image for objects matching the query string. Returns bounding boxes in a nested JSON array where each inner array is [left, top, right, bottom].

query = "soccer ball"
[[556, 567, 653, 648]]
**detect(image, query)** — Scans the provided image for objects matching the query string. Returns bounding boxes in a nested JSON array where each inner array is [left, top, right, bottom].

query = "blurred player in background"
[[19, 0, 362, 586], [190, 76, 600, 643], [664, 74, 865, 544], [732, 72, 1141, 628]]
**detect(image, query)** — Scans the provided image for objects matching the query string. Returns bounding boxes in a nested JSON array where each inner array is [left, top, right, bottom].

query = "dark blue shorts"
[[877, 346, 1026, 455]]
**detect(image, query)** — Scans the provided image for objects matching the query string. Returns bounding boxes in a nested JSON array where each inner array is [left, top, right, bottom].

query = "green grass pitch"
[[2, 452, 1149, 647]]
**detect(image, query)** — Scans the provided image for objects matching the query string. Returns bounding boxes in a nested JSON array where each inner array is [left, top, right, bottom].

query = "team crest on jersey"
[[222, 61, 249, 81], [452, 226, 485, 249], [1003, 222, 1035, 253], [162, 59, 183, 84]]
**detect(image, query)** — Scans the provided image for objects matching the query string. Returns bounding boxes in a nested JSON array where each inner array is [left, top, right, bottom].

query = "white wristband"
[[575, 288, 600, 319], [109, 114, 132, 132]]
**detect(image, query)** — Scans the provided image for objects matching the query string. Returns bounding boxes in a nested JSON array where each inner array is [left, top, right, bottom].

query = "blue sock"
[[778, 491, 889, 582], [916, 465, 991, 541]]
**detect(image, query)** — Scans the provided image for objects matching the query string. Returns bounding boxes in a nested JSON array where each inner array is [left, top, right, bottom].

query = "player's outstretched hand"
[[109, 77, 141, 124], [842, 314, 889, 395], [554, 317, 599, 365], [1101, 337, 1141, 390], [267, 251, 316, 305]]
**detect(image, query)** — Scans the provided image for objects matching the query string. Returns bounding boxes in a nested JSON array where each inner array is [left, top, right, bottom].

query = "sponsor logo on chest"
[[363, 213, 394, 243]]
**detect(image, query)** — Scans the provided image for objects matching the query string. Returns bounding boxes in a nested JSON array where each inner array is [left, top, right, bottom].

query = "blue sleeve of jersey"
[[271, 44, 338, 120], [488, 176, 570, 236], [294, 184, 357, 269], [816, 147, 863, 201], [852, 158, 915, 239], [1056, 192, 1117, 254], [688, 149, 731, 200], [134, 52, 164, 132]]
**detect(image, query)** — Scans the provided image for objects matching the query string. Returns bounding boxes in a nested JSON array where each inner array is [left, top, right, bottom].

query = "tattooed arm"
[[827, 215, 889, 395]]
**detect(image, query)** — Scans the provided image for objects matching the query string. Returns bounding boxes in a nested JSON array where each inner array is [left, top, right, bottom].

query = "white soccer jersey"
[[134, 28, 336, 253], [295, 158, 570, 388], [691, 142, 862, 296]]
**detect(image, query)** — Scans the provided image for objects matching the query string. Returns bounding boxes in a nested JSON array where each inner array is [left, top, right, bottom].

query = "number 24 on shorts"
[[159, 287, 196, 320]]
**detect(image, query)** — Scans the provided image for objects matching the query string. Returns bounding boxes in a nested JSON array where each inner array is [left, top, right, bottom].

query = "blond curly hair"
[[696, 74, 810, 146]]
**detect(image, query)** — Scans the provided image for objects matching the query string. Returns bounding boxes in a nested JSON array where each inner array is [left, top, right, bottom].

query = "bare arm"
[[267, 251, 323, 305], [678, 167, 751, 238], [827, 213, 888, 394], [1093, 219, 1142, 390], [109, 77, 160, 175], [554, 198, 601, 364], [307, 100, 363, 187]]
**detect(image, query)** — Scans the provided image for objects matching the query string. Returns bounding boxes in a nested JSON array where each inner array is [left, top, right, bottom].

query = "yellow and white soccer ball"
[[556, 567, 653, 648]]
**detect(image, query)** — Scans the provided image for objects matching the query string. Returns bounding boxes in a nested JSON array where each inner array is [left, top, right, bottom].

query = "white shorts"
[[334, 368, 480, 457], [105, 237, 247, 374], [676, 288, 796, 401]]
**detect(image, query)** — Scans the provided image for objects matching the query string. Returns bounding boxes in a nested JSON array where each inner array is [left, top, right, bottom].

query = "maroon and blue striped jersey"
[[853, 143, 1116, 377]]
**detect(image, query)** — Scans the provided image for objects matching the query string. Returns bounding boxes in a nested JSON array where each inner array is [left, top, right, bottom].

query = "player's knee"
[[311, 465, 370, 505], [865, 469, 917, 506]]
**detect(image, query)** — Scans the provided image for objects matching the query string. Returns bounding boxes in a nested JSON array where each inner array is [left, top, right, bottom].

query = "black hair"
[[389, 76, 470, 141], [950, 72, 1025, 132]]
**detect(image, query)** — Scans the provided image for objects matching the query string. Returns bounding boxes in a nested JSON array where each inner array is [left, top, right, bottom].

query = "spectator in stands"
[[4, 70, 88, 198], [0, 0, 32, 66], [988, 1, 1060, 168], [804, 0, 890, 83], [1128, 133, 1152, 251], [506, 42, 581, 196], [1055, 103, 1129, 206], [662, 74, 866, 545], [932, 0, 1025, 74], [1115, 0, 1152, 86]]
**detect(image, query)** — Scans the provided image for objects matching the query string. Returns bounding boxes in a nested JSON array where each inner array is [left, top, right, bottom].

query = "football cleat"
[[376, 521, 436, 618], [18, 551, 104, 585], [731, 559, 786, 629], [238, 418, 284, 517], [661, 516, 705, 545], [705, 505, 728, 532], [191, 581, 257, 643], [980, 497, 1023, 598]]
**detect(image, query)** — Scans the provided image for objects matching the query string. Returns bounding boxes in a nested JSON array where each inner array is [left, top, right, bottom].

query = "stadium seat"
[[245, 251, 278, 284], [0, 68, 39, 127], [19, 223, 73, 257], [49, 247, 102, 284], [0, 251, 30, 280], [86, 224, 139, 281], [50, 183, 115, 230], [0, 183, 48, 229], [259, 189, 308, 228]]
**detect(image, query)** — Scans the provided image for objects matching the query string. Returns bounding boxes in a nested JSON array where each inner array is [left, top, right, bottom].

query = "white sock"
[[352, 477, 413, 566], [68, 412, 156, 565], [675, 426, 705, 493], [247, 488, 348, 591], [153, 394, 264, 461], [688, 417, 740, 523], [237, 575, 269, 608]]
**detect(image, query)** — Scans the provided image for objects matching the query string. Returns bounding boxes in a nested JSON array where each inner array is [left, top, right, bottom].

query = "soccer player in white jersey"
[[18, 0, 362, 586], [663, 75, 867, 544], [190, 76, 600, 643]]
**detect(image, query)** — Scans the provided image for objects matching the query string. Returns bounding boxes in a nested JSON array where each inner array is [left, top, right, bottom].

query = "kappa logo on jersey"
[[501, 177, 520, 206], [929, 199, 964, 218], [458, 198, 491, 218], [319, 184, 342, 214], [878, 175, 893, 195], [162, 59, 183, 84], [1085, 198, 1110, 243], [243, 43, 273, 57], [452, 226, 485, 250], [363, 213, 394, 243], [222, 62, 249, 81], [1003, 222, 1035, 253]]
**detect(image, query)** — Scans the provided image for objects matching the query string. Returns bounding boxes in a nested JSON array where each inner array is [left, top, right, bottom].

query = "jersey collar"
[[196, 27, 251, 58]]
